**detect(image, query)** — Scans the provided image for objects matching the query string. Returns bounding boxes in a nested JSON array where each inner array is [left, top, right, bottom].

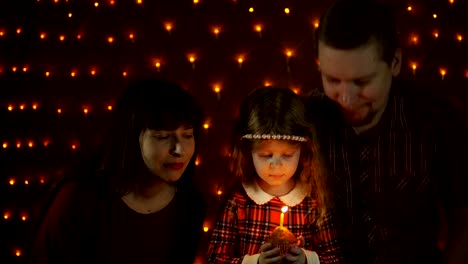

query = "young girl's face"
[[251, 140, 301, 194]]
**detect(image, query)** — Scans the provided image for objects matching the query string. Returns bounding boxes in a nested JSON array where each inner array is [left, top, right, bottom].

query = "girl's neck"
[[256, 178, 296, 197]]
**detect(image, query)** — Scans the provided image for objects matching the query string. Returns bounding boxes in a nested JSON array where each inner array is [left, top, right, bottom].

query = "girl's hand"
[[259, 243, 284, 264], [285, 245, 306, 264]]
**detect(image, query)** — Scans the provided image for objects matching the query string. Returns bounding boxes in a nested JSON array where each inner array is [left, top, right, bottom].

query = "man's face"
[[317, 40, 400, 127]]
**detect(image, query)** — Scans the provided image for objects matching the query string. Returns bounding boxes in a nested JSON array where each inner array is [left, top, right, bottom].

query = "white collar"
[[242, 180, 308, 207]]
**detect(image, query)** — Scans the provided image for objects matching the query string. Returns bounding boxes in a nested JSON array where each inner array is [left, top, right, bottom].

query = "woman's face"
[[139, 126, 195, 183]]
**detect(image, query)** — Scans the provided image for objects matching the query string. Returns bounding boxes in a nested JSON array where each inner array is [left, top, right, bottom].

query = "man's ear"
[[391, 48, 402, 76]]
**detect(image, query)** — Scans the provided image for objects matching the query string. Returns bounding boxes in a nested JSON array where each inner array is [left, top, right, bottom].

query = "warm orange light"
[[32, 104, 38, 110], [20, 105, 25, 110], [108, 37, 114, 43], [9, 179, 15, 185], [285, 50, 293, 58], [8, 105, 13, 111], [40, 178, 45, 184], [15, 249, 21, 257], [4, 212, 10, 219], [129, 33, 134, 39], [94, 2, 99, 7], [25, 180, 29, 185], [57, 109, 62, 114], [40, 33, 46, 39], [2, 142, 7, 148], [155, 61, 161, 69], [411, 62, 418, 75], [60, 35, 65, 41], [449, 0, 454, 4], [465, 70, 468, 79], [456, 34, 463, 42], [23, 67, 28, 72], [28, 141, 33, 148], [72, 144, 77, 150], [44, 140, 49, 147], [439, 67, 447, 80], [284, 8, 290, 14], [0, 31, 4, 36], [410, 35, 418, 44], [249, 7, 254, 12], [433, 14, 437, 18], [21, 215, 27, 221], [213, 27, 220, 35], [71, 71, 76, 77], [264, 81, 272, 87], [12, 67, 17, 72], [237, 56, 244, 64], [91, 70, 96, 75], [122, 71, 127, 77], [195, 157, 200, 166], [110, 0, 115, 4], [193, 0, 199, 4], [77, 34, 82, 39], [213, 84, 221, 93], [16, 28, 21, 34], [433, 31, 439, 38], [217, 190, 223, 195], [313, 19, 319, 28], [203, 123, 210, 129], [68, 13, 72, 18], [136, 0, 143, 4], [189, 55, 196, 63], [83, 108, 89, 114], [407, 6, 412, 11], [291, 88, 300, 94], [255, 24, 262, 32], [16, 142, 21, 148], [107, 105, 113, 111], [165, 23, 173, 32], [203, 226, 209, 232]]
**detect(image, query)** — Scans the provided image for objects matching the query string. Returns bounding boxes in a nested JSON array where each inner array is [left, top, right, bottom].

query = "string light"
[[16, 142, 21, 148], [213, 84, 221, 94], [91, 69, 96, 76], [25, 180, 29, 185], [2, 142, 7, 149], [195, 157, 200, 166], [15, 249, 21, 257], [249, 7, 254, 12], [203, 226, 209, 232], [433, 30, 439, 39], [217, 190, 223, 195], [12, 67, 17, 72], [291, 87, 300, 94], [129, 33, 134, 40], [188, 54, 196, 69], [439, 67, 447, 80], [71, 71, 76, 77], [164, 22, 173, 34], [0, 30, 4, 36], [254, 24, 262, 38], [83, 108, 89, 114], [43, 140, 50, 147], [107, 37, 114, 43], [40, 33, 46, 39], [57, 109, 62, 114], [9, 179, 15, 185], [407, 5, 412, 11], [212, 27, 221, 39], [237, 55, 244, 68], [45, 71, 50, 77], [68, 13, 72, 18], [264, 81, 272, 87], [284, 8, 290, 14], [410, 62, 418, 75], [22, 67, 28, 72], [107, 105, 113, 111], [77, 34, 82, 40], [136, 0, 143, 4], [4, 212, 10, 220], [203, 123, 210, 129], [16, 28, 21, 34], [28, 141, 34, 148], [71, 144, 77, 150], [32, 103, 38, 110], [456, 34, 463, 42], [449, 0, 454, 4], [433, 14, 437, 18], [110, 0, 115, 5], [410, 34, 419, 45], [313, 19, 319, 29], [122, 71, 128, 77], [60, 35, 65, 41], [21, 215, 27, 221], [155, 60, 161, 71], [193, 0, 199, 4], [94, 2, 99, 7], [20, 104, 25, 110]]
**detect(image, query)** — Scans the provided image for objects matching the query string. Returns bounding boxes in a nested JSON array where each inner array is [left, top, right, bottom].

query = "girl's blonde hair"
[[228, 87, 332, 226]]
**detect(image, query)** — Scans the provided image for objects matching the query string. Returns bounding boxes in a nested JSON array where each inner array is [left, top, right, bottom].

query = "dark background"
[[0, 0, 467, 263]]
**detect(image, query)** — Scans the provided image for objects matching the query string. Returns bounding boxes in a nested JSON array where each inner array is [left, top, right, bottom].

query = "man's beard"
[[340, 106, 376, 127]]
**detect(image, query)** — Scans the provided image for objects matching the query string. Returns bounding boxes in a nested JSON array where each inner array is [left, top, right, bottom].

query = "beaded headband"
[[241, 134, 308, 142]]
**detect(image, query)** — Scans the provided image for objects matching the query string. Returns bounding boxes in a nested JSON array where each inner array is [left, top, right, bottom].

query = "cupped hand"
[[258, 243, 284, 264]]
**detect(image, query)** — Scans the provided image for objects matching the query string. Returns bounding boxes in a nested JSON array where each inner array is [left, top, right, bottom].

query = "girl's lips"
[[164, 162, 185, 170]]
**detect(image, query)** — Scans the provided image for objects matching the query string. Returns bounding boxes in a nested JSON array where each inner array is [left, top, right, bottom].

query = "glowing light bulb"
[[456, 34, 463, 42], [155, 61, 161, 69], [313, 19, 319, 28], [411, 62, 417, 75], [72, 144, 77, 150], [203, 226, 209, 232], [107, 105, 113, 111], [91, 70, 96, 76], [21, 215, 27, 221], [2, 142, 7, 148], [108, 37, 114, 43], [15, 249, 21, 257], [32, 104, 38, 110], [94, 2, 99, 7], [0, 31, 4, 36], [217, 190, 223, 195], [9, 179, 15, 185], [439, 67, 447, 80], [165, 23, 173, 33], [249, 7, 254, 12], [195, 158, 200, 166], [284, 8, 290, 14], [433, 31, 439, 38], [28, 141, 33, 148], [193, 0, 199, 4], [60, 35, 65, 41], [410, 34, 418, 45], [285, 50, 293, 58], [20, 105, 25, 110], [292, 88, 300, 94], [16, 28, 21, 34], [40, 33, 46, 39], [71, 71, 76, 77], [77, 34, 82, 39], [44, 140, 49, 146], [57, 109, 62, 114], [83, 108, 89, 114], [449, 0, 454, 4], [203, 123, 210, 129], [7, 105, 12, 111], [264, 81, 272, 87], [12, 67, 17, 72], [136, 0, 143, 4], [213, 85, 221, 93], [213, 27, 220, 37], [407, 6, 412, 11], [68, 13, 72, 18], [433, 14, 437, 18], [25, 180, 29, 185], [45, 71, 50, 77], [129, 33, 134, 39], [122, 71, 127, 77], [4, 212, 10, 219]]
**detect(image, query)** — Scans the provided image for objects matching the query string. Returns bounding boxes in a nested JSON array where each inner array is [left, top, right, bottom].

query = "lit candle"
[[280, 206, 288, 227]]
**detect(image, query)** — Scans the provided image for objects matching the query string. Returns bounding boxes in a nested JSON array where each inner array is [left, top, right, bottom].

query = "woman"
[[30, 79, 206, 264]]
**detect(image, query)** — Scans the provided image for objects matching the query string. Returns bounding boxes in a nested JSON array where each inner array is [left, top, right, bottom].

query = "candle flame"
[[281, 206, 288, 213]]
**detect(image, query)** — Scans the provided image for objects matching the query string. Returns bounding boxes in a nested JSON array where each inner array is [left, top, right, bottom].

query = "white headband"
[[241, 134, 307, 142]]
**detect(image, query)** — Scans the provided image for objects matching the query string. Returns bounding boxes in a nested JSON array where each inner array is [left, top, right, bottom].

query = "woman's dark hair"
[[101, 79, 204, 195], [314, 0, 399, 66]]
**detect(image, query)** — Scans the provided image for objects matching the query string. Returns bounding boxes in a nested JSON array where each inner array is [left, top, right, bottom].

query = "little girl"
[[207, 87, 342, 264]]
